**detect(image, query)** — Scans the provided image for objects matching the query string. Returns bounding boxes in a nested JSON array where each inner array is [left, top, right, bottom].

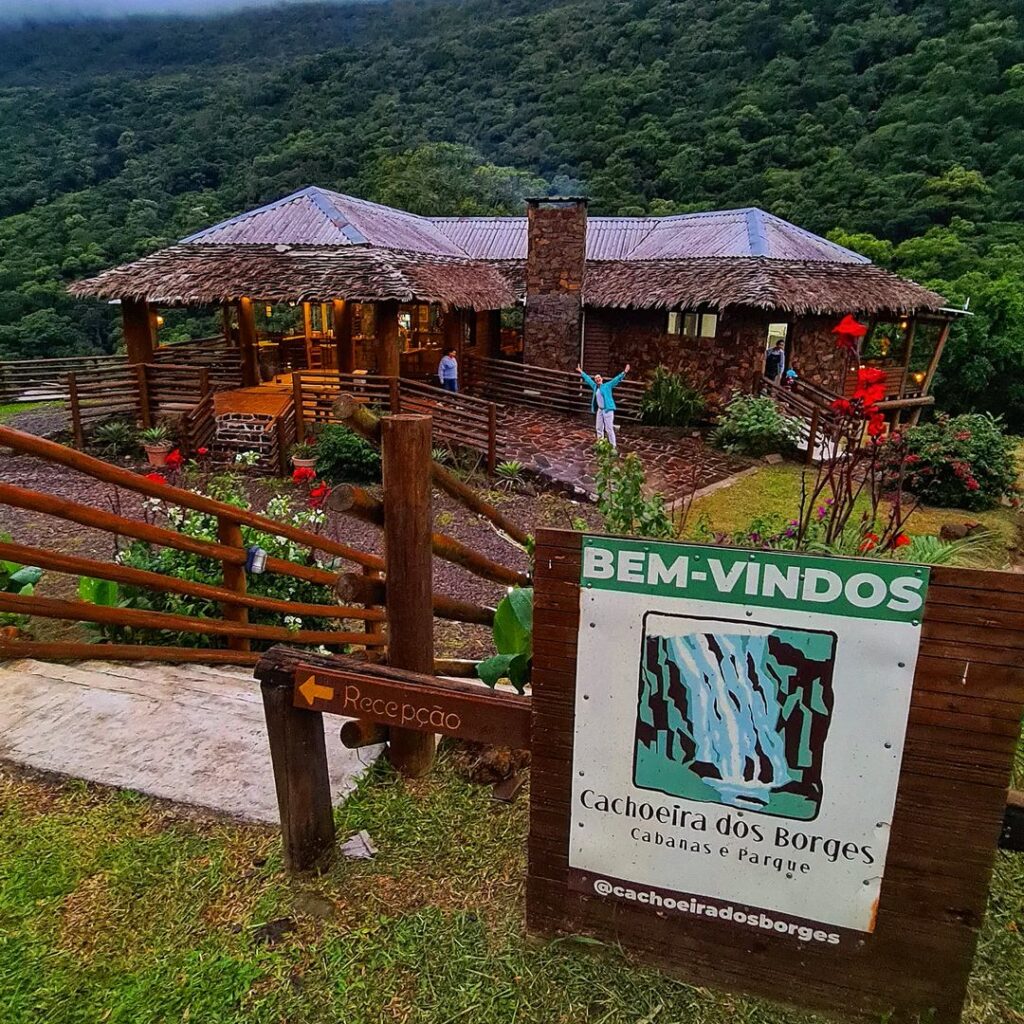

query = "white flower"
[[284, 615, 302, 633]]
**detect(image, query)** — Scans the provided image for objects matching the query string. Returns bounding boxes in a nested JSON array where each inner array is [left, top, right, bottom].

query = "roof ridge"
[[180, 186, 324, 244]]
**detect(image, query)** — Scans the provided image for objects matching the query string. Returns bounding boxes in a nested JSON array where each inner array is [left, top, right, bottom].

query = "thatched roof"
[[68, 244, 516, 310], [582, 258, 945, 314]]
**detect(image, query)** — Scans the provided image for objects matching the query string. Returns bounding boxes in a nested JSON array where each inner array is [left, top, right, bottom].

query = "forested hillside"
[[1, 0, 1023, 422]]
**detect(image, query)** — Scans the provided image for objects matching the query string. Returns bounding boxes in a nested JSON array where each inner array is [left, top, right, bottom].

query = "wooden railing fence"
[[463, 353, 647, 422], [0, 354, 128, 405], [0, 418, 528, 670], [292, 371, 500, 472]]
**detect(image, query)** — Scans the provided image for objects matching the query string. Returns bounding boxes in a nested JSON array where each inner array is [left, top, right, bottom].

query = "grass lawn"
[[1, 752, 1022, 1024], [0, 401, 59, 422], [685, 462, 1021, 567]]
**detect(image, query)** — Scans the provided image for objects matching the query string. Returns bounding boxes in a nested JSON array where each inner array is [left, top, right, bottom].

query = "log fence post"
[[260, 671, 336, 873], [486, 402, 497, 475], [806, 407, 819, 466], [388, 376, 401, 414], [137, 364, 152, 428], [217, 516, 250, 653], [292, 372, 305, 443], [68, 372, 84, 448], [381, 413, 436, 776]]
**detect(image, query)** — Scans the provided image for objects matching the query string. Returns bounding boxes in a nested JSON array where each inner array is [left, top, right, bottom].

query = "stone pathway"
[[0, 658, 380, 822], [498, 407, 750, 503]]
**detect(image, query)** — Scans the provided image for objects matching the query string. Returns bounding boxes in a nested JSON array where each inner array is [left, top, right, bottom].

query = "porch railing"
[[292, 371, 499, 472], [463, 353, 647, 421]]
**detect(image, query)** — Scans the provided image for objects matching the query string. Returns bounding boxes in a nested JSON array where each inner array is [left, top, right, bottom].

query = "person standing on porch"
[[765, 339, 786, 383], [438, 347, 459, 392], [577, 363, 630, 449]]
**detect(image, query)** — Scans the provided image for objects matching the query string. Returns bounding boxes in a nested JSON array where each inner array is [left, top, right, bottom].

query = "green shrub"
[[711, 394, 800, 457], [883, 413, 1018, 511], [639, 367, 705, 427], [79, 479, 339, 648], [593, 440, 675, 539], [477, 586, 533, 693], [313, 425, 381, 483], [91, 419, 140, 458]]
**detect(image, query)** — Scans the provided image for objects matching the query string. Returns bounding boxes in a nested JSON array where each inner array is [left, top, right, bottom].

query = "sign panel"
[[292, 665, 532, 749], [570, 537, 929, 941]]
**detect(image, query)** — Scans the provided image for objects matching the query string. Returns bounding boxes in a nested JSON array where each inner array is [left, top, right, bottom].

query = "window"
[[668, 311, 718, 338]]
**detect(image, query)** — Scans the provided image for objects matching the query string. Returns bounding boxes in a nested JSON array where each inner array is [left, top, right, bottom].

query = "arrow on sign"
[[298, 675, 334, 706]]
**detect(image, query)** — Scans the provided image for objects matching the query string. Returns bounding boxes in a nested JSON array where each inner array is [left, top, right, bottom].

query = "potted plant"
[[139, 425, 174, 467], [291, 440, 318, 471]]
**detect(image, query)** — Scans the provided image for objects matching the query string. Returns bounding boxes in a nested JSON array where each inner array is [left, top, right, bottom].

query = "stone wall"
[[789, 315, 847, 392], [523, 199, 586, 371], [586, 307, 850, 406]]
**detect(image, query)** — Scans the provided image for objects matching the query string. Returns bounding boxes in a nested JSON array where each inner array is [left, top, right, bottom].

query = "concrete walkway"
[[0, 658, 380, 822]]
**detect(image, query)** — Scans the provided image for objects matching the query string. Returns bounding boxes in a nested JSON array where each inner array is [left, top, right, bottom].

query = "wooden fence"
[[0, 416, 528, 671], [463, 353, 647, 421], [292, 371, 500, 472], [0, 338, 241, 408]]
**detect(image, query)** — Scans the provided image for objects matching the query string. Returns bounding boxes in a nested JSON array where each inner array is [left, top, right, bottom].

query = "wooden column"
[[121, 298, 156, 364], [897, 318, 918, 398], [443, 307, 464, 361], [381, 414, 436, 776], [217, 517, 250, 653], [259, 670, 336, 874], [237, 297, 260, 387], [221, 303, 234, 345], [375, 300, 401, 377], [333, 299, 355, 373], [908, 319, 952, 426]]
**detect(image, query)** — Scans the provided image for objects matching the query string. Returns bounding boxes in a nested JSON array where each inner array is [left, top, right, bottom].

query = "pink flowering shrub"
[[880, 413, 1017, 510]]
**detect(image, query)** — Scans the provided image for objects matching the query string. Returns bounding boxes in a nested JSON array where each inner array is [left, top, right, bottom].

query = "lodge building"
[[68, 187, 954, 419]]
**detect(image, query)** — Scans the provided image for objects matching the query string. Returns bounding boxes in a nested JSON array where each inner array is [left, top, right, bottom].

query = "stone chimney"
[[523, 197, 587, 370]]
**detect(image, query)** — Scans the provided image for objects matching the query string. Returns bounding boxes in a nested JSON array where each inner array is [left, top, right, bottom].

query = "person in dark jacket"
[[765, 340, 785, 382]]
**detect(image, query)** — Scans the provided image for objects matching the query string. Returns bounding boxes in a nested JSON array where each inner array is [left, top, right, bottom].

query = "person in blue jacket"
[[437, 347, 459, 392], [577, 362, 630, 449]]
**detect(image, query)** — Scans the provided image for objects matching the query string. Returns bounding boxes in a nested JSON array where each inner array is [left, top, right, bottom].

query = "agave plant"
[[494, 459, 526, 492]]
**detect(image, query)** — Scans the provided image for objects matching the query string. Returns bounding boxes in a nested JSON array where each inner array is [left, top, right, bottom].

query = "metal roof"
[[181, 189, 870, 265]]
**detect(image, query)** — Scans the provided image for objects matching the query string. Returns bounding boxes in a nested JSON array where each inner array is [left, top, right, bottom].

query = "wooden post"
[[444, 307, 463, 362], [237, 297, 260, 387], [292, 372, 306, 443], [198, 367, 211, 397], [381, 414, 436, 776], [334, 299, 355, 374], [897, 317, 917, 398], [388, 377, 401, 413], [136, 364, 152, 428], [217, 517, 251, 653], [68, 373, 84, 448], [260, 673, 336, 873], [487, 402, 498, 475], [805, 407, 819, 466], [908, 319, 952, 426], [375, 300, 401, 378], [221, 303, 234, 345], [122, 299, 156, 364]]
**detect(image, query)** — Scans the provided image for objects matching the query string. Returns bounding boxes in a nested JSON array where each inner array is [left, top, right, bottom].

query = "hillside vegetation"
[[1, 0, 1023, 423]]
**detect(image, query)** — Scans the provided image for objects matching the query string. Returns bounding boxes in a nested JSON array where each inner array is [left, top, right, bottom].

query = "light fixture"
[[912, 371, 925, 384], [155, 315, 165, 327], [899, 319, 909, 330], [265, 304, 273, 318]]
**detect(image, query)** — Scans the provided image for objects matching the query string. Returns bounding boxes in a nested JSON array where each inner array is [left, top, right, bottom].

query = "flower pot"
[[292, 457, 317, 471], [144, 443, 174, 467]]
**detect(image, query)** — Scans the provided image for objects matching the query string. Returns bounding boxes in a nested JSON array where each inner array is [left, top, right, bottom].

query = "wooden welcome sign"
[[528, 528, 1024, 1023]]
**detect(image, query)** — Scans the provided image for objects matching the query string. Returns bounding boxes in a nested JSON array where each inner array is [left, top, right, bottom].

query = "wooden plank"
[[293, 662, 531, 748]]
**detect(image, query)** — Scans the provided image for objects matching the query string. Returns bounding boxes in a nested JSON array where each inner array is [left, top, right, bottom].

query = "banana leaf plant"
[[477, 586, 533, 694]]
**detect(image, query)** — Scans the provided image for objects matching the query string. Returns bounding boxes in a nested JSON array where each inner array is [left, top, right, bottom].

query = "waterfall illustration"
[[634, 616, 836, 821]]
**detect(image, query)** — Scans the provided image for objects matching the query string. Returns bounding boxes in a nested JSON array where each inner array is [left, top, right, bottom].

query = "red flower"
[[856, 366, 886, 387], [197, 446, 209, 457], [859, 532, 879, 553], [966, 477, 980, 491], [292, 466, 316, 484], [164, 449, 184, 469], [145, 472, 166, 483], [308, 482, 331, 509], [893, 533, 912, 548], [830, 398, 854, 415], [867, 412, 886, 437], [832, 314, 868, 351]]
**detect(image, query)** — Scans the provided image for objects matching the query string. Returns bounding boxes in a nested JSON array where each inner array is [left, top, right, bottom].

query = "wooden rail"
[[0, 422, 500, 665], [0, 353, 127, 404], [292, 371, 500, 473], [464, 353, 647, 421]]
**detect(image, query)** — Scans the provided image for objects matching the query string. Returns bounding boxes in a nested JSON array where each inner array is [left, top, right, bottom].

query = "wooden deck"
[[213, 384, 292, 418]]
